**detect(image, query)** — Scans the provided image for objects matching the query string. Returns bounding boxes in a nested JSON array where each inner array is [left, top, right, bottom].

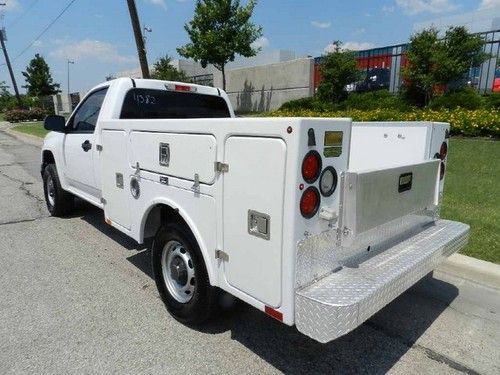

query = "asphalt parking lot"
[[0, 127, 499, 375]]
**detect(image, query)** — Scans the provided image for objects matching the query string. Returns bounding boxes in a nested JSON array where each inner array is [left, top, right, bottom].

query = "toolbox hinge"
[[214, 162, 229, 173], [215, 249, 229, 261]]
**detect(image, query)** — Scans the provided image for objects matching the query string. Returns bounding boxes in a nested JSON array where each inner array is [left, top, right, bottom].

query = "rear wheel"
[[152, 221, 217, 324], [42, 164, 74, 217]]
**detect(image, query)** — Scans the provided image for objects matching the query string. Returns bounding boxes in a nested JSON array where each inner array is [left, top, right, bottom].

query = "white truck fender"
[[138, 197, 217, 286]]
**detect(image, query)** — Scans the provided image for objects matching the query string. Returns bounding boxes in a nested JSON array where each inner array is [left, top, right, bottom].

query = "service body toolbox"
[[41, 78, 469, 343]]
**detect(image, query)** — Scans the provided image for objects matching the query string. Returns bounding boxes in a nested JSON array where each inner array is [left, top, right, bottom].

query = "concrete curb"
[[437, 254, 500, 290], [2, 126, 44, 147]]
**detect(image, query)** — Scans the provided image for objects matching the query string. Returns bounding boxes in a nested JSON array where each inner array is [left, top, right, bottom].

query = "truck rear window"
[[120, 88, 230, 119]]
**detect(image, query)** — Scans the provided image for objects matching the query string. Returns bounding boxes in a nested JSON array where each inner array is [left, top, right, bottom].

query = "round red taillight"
[[302, 151, 322, 183], [300, 187, 320, 218], [439, 142, 448, 160], [440, 162, 446, 180]]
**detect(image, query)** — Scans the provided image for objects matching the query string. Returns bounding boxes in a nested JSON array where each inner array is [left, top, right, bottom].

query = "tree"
[[402, 27, 487, 106], [177, 0, 263, 90], [22, 54, 60, 97], [317, 41, 360, 104], [151, 55, 190, 82], [0, 81, 9, 96], [0, 81, 12, 111]]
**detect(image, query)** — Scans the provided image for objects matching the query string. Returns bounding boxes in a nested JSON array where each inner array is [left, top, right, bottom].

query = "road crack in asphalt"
[[365, 320, 481, 375], [0, 169, 47, 218], [0, 218, 38, 227]]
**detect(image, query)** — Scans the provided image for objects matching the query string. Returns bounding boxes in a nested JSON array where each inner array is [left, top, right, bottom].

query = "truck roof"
[[103, 77, 223, 98]]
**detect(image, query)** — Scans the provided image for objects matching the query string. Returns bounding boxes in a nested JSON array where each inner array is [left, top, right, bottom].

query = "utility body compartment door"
[[223, 136, 286, 308], [130, 132, 216, 184], [101, 130, 131, 229]]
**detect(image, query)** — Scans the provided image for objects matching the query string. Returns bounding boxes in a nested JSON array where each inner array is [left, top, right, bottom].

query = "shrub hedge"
[[429, 89, 484, 110], [269, 108, 500, 138], [336, 90, 412, 111], [4, 108, 47, 123]]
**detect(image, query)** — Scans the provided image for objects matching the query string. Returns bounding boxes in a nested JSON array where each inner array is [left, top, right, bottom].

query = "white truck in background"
[[41, 78, 469, 343]]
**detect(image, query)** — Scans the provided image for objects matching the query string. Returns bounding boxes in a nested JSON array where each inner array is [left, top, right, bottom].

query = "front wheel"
[[42, 164, 74, 217], [152, 222, 217, 324]]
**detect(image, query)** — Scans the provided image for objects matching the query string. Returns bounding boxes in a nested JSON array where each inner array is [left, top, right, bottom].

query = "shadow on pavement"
[[73, 201, 459, 374]]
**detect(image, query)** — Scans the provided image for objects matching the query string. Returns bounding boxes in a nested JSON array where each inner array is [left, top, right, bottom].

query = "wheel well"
[[143, 204, 188, 240], [41, 150, 55, 176], [42, 150, 55, 167]]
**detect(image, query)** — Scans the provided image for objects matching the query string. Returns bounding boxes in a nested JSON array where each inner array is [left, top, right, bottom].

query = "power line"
[[10, 0, 78, 62]]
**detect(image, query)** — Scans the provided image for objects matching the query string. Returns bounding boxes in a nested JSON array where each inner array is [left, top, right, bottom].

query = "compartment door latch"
[[248, 210, 271, 240]]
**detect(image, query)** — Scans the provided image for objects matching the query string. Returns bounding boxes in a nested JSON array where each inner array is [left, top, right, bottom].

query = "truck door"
[[223, 136, 286, 308], [63, 88, 108, 198]]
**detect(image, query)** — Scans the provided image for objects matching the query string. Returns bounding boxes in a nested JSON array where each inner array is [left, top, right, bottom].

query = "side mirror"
[[44, 115, 66, 132]]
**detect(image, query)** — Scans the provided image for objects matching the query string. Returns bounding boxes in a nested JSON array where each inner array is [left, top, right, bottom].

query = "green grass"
[[0, 112, 5, 121], [441, 138, 499, 263], [11, 121, 48, 138]]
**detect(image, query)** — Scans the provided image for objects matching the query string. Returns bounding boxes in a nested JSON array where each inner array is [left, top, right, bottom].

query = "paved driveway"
[[0, 128, 499, 374]]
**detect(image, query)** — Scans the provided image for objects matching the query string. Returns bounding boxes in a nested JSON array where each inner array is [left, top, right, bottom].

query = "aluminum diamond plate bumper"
[[295, 220, 469, 343]]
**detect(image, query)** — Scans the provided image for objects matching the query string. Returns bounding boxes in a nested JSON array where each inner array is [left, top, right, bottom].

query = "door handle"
[[81, 140, 92, 152]]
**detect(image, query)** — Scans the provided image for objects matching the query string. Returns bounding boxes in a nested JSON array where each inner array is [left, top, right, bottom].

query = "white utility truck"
[[41, 78, 469, 343]]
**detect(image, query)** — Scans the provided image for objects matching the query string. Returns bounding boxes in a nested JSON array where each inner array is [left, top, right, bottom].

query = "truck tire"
[[42, 164, 74, 217], [152, 221, 218, 324]]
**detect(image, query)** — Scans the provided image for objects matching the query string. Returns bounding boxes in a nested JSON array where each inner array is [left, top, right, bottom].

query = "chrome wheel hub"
[[161, 240, 195, 303]]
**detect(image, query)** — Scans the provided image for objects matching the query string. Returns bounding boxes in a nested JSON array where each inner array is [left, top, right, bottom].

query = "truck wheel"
[[42, 164, 74, 217], [152, 221, 217, 324]]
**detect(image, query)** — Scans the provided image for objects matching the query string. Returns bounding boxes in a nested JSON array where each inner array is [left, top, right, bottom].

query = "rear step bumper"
[[295, 220, 469, 343]]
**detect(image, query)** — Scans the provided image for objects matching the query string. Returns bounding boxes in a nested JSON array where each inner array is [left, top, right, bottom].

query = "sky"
[[0, 0, 499, 94]]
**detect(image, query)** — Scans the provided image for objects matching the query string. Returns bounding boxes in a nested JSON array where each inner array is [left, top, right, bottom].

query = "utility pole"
[[0, 27, 22, 108], [67, 59, 74, 94], [126, 0, 150, 78]]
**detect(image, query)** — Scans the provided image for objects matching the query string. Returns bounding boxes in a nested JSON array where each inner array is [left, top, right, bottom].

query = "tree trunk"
[[221, 65, 226, 91]]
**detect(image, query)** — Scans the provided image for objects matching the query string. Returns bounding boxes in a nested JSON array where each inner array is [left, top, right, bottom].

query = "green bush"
[[336, 90, 412, 111], [279, 97, 334, 112], [430, 89, 484, 110], [483, 92, 500, 109], [4, 108, 47, 123]]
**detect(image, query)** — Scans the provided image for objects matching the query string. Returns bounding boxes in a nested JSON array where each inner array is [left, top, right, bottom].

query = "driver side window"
[[68, 88, 108, 133]]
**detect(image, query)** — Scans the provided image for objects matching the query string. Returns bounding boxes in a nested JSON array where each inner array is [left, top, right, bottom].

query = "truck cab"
[[41, 78, 469, 343]]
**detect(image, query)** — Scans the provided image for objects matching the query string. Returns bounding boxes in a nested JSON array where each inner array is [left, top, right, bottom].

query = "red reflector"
[[302, 151, 322, 183], [300, 187, 320, 218], [175, 84, 191, 92], [440, 142, 448, 160], [265, 306, 283, 321]]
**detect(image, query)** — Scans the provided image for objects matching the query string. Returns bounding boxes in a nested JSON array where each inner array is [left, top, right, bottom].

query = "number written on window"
[[133, 93, 157, 106]]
